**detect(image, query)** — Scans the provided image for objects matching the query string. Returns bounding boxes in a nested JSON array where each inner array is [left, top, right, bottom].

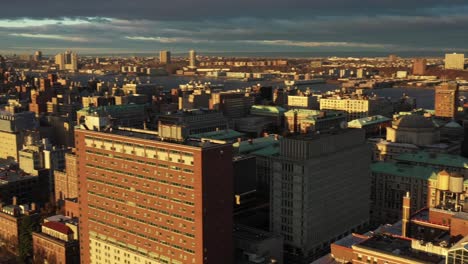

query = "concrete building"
[[189, 49, 197, 69], [328, 185, 468, 264], [269, 129, 371, 262], [0, 110, 37, 161], [76, 124, 234, 264], [33, 219, 80, 264], [0, 164, 45, 205], [210, 91, 255, 118], [54, 152, 78, 202], [77, 104, 146, 129], [234, 225, 283, 264], [55, 51, 78, 71], [34, 51, 42, 62], [284, 109, 346, 134], [250, 105, 286, 128], [395, 151, 468, 177], [159, 50, 171, 64], [158, 109, 228, 141], [372, 114, 462, 161], [319, 96, 393, 121], [287, 95, 319, 110], [435, 82, 459, 119], [412, 58, 427, 75], [370, 162, 437, 225], [445, 53, 465, 70], [347, 115, 392, 137]]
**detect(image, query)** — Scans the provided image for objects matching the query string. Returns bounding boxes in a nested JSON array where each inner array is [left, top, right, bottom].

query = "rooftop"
[[395, 151, 468, 169], [233, 135, 281, 155], [189, 129, 245, 141], [334, 233, 369, 248], [371, 162, 438, 180], [348, 115, 391, 128], [355, 235, 444, 263], [42, 221, 73, 235], [394, 114, 435, 129], [233, 225, 281, 242], [250, 105, 286, 115], [0, 167, 35, 185], [78, 126, 227, 149]]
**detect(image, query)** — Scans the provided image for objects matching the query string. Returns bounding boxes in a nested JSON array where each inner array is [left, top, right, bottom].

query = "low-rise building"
[[0, 199, 40, 255], [234, 225, 283, 264], [284, 109, 346, 134], [33, 217, 79, 264]]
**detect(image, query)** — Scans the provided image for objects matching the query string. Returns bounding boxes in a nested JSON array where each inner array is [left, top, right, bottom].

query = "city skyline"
[[1, 1, 468, 54]]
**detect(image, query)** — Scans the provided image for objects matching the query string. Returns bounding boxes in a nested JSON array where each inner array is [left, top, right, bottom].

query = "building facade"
[[76, 126, 234, 264], [445, 53, 465, 70], [435, 82, 459, 119], [269, 129, 371, 262]]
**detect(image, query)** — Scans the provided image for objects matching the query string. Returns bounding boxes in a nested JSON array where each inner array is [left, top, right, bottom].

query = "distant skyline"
[[1, 0, 468, 54]]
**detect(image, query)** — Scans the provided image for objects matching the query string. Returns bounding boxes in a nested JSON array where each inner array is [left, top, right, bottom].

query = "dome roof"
[[394, 114, 435, 129], [444, 121, 462, 129]]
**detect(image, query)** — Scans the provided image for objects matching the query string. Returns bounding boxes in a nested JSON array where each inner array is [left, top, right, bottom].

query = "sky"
[[1, 0, 468, 55]]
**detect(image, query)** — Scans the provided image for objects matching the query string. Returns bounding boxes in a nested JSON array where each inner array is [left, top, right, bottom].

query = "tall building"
[[445, 53, 465, 70], [76, 124, 234, 264], [269, 129, 371, 262], [435, 82, 459, 118], [189, 49, 197, 69], [54, 152, 78, 202], [412, 58, 427, 75], [33, 51, 43, 61], [160, 50, 171, 64], [55, 51, 78, 71]]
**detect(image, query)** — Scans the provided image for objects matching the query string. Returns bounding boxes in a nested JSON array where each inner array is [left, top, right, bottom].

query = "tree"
[[18, 215, 37, 264]]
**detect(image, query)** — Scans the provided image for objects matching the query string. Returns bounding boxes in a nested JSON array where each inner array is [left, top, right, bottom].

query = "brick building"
[[76, 124, 234, 264]]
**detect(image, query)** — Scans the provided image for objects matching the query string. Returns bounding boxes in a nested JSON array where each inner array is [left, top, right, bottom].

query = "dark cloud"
[[1, 0, 467, 20], [1, 1, 468, 53]]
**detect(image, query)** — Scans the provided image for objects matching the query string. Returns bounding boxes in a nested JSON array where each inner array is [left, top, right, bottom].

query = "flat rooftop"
[[395, 151, 468, 169], [78, 126, 226, 149], [233, 225, 281, 242], [355, 235, 444, 263]]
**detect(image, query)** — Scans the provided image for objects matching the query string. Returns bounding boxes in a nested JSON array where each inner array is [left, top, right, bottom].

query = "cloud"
[[124, 36, 212, 43], [9, 33, 89, 42], [243, 40, 395, 49], [1, 1, 468, 54]]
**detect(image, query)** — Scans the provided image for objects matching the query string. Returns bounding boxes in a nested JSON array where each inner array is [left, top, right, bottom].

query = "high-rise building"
[[76, 124, 234, 264], [445, 53, 465, 70], [34, 51, 42, 61], [189, 49, 197, 69], [55, 51, 78, 71], [160, 50, 171, 64], [269, 129, 371, 262], [435, 82, 459, 118], [412, 58, 427, 75]]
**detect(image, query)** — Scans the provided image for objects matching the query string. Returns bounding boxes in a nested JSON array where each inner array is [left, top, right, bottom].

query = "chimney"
[[402, 192, 411, 237], [12, 196, 17, 206]]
